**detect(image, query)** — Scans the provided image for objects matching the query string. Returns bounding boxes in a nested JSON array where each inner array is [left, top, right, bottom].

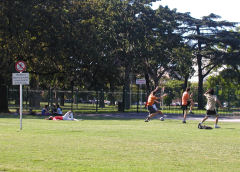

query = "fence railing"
[[7, 88, 240, 116]]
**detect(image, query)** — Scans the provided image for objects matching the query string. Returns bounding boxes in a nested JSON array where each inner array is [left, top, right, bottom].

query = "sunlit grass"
[[0, 117, 240, 172]]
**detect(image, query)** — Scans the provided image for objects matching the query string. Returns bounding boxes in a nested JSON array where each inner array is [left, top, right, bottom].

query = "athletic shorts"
[[182, 101, 191, 110], [147, 105, 157, 114], [206, 110, 217, 116]]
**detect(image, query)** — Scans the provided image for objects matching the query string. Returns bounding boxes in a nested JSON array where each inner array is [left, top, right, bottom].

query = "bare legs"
[[199, 115, 220, 128], [145, 111, 163, 122]]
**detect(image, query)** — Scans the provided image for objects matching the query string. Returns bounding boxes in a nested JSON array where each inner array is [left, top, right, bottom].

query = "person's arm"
[[153, 86, 159, 93], [189, 93, 193, 99], [156, 93, 167, 100]]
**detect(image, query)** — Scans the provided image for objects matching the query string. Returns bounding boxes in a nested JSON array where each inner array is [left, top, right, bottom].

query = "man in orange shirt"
[[181, 87, 192, 123], [144, 86, 167, 122]]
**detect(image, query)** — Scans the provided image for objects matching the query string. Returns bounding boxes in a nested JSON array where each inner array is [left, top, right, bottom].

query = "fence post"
[[76, 88, 79, 110], [216, 85, 219, 112], [71, 81, 74, 111], [25, 87, 28, 109], [96, 89, 98, 112], [137, 85, 139, 113], [228, 89, 230, 111], [6, 85, 9, 108]]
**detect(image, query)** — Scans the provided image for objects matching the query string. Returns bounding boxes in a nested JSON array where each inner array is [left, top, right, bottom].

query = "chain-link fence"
[[7, 87, 148, 114], [7, 86, 240, 116]]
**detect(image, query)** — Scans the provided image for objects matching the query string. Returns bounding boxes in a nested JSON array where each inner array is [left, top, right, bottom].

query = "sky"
[[152, 0, 239, 82], [152, 0, 240, 23]]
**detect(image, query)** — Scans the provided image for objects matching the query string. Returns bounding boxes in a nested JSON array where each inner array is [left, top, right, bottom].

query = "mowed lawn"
[[0, 117, 240, 172]]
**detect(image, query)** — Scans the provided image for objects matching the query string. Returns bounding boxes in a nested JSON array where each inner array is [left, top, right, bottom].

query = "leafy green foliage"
[[0, 0, 239, 112]]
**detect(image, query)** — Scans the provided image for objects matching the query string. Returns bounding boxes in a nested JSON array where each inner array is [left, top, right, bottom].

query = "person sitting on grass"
[[198, 88, 223, 129], [46, 111, 78, 121], [57, 104, 63, 115], [51, 104, 58, 115], [41, 105, 50, 116]]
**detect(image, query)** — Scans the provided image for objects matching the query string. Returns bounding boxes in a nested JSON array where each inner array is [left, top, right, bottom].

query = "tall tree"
[[178, 13, 236, 109]]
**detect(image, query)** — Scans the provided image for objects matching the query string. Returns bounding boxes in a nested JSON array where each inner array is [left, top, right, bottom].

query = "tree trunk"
[[196, 26, 204, 109], [123, 64, 130, 109], [145, 71, 151, 95], [29, 75, 41, 108], [99, 89, 105, 108], [59, 91, 64, 106], [197, 54, 204, 109], [109, 83, 115, 106], [184, 74, 189, 90], [0, 74, 9, 112]]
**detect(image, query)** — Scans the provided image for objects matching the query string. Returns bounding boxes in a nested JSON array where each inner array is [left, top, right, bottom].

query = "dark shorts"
[[182, 101, 191, 110], [147, 105, 157, 114], [206, 110, 217, 116]]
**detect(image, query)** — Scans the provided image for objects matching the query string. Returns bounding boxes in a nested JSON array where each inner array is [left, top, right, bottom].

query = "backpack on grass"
[[198, 123, 213, 129]]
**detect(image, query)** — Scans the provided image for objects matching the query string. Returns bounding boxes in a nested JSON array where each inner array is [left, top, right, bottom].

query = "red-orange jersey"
[[146, 93, 157, 106], [182, 91, 189, 105], [53, 116, 63, 120]]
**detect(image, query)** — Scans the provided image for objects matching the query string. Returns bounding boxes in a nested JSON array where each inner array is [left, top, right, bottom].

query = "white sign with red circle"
[[15, 61, 26, 72]]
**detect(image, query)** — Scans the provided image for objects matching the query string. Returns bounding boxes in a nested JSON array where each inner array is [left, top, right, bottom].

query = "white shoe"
[[160, 117, 164, 121], [215, 125, 221, 128]]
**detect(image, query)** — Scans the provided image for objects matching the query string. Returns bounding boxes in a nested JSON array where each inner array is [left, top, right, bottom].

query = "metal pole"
[[140, 84, 142, 110], [71, 85, 73, 111], [96, 89, 98, 112], [20, 83, 23, 130], [137, 85, 139, 113]]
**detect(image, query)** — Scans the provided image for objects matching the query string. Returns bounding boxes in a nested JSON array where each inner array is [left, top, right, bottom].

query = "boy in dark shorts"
[[198, 88, 223, 128], [181, 87, 192, 123], [144, 86, 167, 122]]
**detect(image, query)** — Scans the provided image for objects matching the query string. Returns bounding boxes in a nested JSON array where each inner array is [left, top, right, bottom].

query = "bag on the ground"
[[198, 123, 213, 129]]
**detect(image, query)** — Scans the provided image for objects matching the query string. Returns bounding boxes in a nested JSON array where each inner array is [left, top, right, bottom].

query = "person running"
[[181, 87, 192, 123], [198, 88, 223, 128], [144, 86, 167, 122], [46, 111, 78, 121]]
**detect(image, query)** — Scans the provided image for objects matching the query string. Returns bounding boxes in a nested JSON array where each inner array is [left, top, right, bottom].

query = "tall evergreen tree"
[[177, 13, 236, 109]]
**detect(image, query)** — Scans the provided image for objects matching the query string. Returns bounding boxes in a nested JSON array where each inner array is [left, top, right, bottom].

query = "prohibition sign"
[[15, 61, 26, 72]]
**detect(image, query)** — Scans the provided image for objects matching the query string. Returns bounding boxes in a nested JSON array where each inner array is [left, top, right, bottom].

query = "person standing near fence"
[[198, 88, 223, 128], [144, 86, 167, 122], [181, 87, 192, 123]]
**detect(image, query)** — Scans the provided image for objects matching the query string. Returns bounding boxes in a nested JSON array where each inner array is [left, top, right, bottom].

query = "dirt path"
[[77, 112, 240, 122]]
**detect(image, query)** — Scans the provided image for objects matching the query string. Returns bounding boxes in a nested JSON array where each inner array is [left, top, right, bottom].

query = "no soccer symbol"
[[15, 61, 26, 73]]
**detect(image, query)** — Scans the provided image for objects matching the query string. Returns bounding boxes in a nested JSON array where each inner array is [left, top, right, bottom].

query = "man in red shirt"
[[145, 86, 167, 122]]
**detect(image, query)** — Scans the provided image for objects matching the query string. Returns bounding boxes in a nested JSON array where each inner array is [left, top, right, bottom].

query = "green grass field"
[[0, 116, 240, 172]]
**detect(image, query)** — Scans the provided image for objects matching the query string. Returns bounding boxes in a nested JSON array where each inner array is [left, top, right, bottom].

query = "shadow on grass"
[[0, 113, 145, 121], [224, 128, 236, 130]]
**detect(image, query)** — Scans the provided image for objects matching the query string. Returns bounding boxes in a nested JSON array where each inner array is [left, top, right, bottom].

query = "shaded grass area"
[[0, 117, 240, 172]]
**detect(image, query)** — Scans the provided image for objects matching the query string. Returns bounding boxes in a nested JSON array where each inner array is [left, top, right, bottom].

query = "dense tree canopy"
[[0, 0, 239, 112]]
